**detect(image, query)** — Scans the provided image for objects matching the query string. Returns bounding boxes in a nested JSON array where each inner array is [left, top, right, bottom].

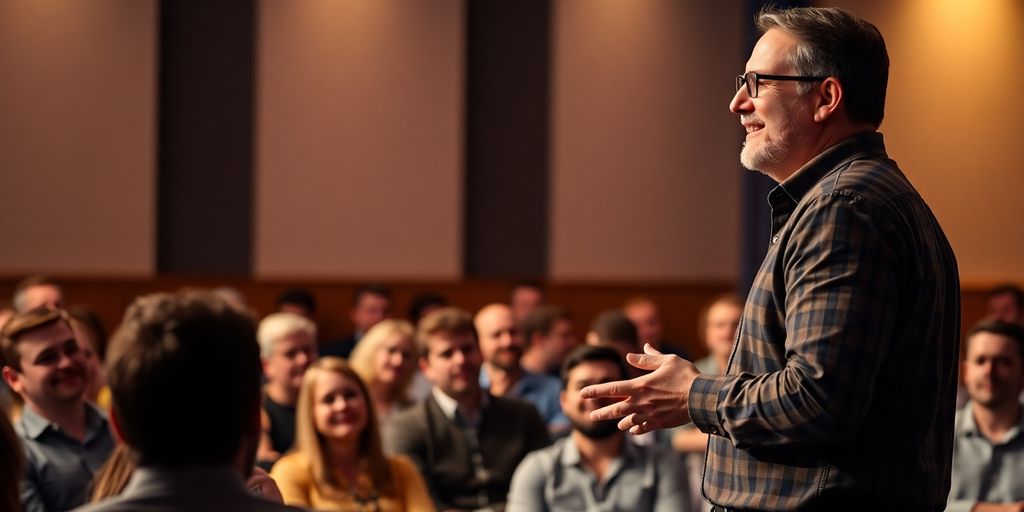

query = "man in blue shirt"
[[1, 307, 114, 511]]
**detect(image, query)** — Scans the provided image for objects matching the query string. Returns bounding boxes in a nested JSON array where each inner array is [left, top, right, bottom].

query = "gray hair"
[[756, 6, 888, 128], [257, 312, 317, 358]]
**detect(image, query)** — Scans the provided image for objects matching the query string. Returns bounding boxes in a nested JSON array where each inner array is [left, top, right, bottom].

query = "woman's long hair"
[[347, 319, 416, 403], [90, 444, 136, 502], [294, 357, 394, 496]]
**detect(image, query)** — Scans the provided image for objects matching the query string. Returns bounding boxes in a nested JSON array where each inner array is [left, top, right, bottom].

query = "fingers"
[[643, 343, 663, 355], [579, 379, 633, 399], [588, 399, 636, 422]]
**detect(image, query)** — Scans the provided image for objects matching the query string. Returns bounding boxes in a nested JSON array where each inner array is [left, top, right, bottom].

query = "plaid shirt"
[[689, 132, 960, 511]]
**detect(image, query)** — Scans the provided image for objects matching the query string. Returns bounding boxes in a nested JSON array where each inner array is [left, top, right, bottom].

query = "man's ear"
[[2, 365, 22, 394], [813, 77, 843, 122]]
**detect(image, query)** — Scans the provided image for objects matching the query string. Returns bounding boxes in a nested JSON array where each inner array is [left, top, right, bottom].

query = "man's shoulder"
[[75, 493, 304, 512], [811, 150, 914, 206]]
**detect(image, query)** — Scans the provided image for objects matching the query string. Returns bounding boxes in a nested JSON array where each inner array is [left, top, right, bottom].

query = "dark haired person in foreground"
[[76, 291, 301, 512], [582, 7, 960, 511]]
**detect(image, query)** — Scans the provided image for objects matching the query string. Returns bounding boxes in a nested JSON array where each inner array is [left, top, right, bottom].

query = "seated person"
[[987, 284, 1024, 326], [271, 357, 433, 511], [948, 320, 1024, 512], [1, 307, 115, 511], [321, 283, 393, 359], [585, 310, 643, 378], [520, 306, 577, 377], [385, 307, 550, 511], [75, 290, 299, 512], [348, 319, 420, 425], [622, 296, 690, 358], [508, 345, 689, 512], [275, 288, 317, 320], [256, 312, 318, 468], [475, 304, 568, 433]]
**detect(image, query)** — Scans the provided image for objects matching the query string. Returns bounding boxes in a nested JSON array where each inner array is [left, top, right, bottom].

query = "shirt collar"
[[767, 131, 888, 209], [559, 433, 636, 468], [430, 386, 489, 421], [958, 400, 1024, 444], [19, 401, 107, 440]]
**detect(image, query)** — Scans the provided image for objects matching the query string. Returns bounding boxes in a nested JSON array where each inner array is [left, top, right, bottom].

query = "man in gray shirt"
[[507, 345, 689, 512], [949, 320, 1024, 512], [1, 307, 114, 511]]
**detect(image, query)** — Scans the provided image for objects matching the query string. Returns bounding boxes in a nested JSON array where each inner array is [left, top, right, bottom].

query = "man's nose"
[[730, 86, 752, 114]]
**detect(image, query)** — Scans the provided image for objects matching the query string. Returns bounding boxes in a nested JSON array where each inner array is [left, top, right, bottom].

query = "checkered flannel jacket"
[[689, 132, 961, 511]]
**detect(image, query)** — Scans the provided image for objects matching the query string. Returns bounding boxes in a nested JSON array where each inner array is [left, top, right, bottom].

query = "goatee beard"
[[574, 419, 621, 440]]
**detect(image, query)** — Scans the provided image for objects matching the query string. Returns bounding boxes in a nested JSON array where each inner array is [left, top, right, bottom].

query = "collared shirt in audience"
[[947, 401, 1024, 512], [270, 451, 434, 511], [16, 403, 115, 512], [507, 435, 689, 512]]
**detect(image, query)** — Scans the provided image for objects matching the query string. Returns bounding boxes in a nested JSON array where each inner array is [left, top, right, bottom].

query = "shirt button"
[[710, 427, 719, 435], [771, 235, 780, 244]]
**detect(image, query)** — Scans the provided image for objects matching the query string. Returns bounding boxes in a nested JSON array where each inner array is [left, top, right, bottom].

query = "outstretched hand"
[[579, 343, 700, 435]]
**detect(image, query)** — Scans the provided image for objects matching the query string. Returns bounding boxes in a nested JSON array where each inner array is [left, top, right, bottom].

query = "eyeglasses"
[[735, 72, 826, 98]]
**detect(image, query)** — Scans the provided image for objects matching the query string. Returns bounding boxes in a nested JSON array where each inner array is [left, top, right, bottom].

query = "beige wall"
[[0, 0, 156, 276], [550, 1, 745, 282], [255, 0, 464, 280], [821, 0, 1024, 283]]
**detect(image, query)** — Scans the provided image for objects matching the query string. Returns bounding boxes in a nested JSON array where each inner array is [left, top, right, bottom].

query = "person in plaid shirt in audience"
[[581, 6, 960, 511]]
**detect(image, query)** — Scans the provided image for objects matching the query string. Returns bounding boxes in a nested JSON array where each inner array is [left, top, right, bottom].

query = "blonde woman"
[[271, 358, 434, 511], [346, 320, 419, 425]]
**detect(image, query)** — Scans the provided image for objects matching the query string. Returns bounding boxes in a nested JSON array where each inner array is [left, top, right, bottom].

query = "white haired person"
[[256, 312, 317, 469]]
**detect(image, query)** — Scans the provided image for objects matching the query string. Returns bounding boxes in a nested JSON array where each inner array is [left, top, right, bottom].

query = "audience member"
[[256, 312, 318, 468], [475, 304, 568, 433], [271, 357, 434, 510], [586, 310, 644, 378], [408, 292, 449, 326], [948, 320, 1024, 511], [507, 345, 689, 512], [212, 286, 249, 310], [1, 412, 23, 512], [510, 281, 545, 324], [321, 283, 393, 359], [348, 319, 419, 425], [1, 307, 115, 512], [13, 275, 65, 312], [520, 306, 577, 378], [275, 288, 318, 321], [386, 307, 550, 511], [987, 284, 1024, 326], [76, 290, 301, 512], [622, 296, 689, 358], [69, 315, 109, 410]]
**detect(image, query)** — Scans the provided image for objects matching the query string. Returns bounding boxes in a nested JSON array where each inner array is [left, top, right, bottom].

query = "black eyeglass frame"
[[735, 72, 826, 98]]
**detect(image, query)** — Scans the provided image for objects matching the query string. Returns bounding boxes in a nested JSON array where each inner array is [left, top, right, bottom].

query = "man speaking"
[[582, 7, 960, 511]]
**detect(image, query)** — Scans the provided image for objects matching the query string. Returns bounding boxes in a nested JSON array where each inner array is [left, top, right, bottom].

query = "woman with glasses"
[[270, 357, 434, 511]]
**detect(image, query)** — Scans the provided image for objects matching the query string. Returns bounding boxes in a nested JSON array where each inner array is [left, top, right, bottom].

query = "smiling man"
[[581, 7, 960, 511], [1, 308, 115, 511], [385, 307, 549, 511]]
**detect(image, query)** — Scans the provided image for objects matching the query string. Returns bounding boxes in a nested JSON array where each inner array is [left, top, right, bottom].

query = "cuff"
[[688, 373, 730, 438]]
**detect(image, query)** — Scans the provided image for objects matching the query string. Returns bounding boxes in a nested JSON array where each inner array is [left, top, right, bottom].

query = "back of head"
[[756, 6, 888, 128], [589, 310, 639, 348], [106, 290, 261, 467], [276, 287, 318, 317], [521, 305, 569, 343]]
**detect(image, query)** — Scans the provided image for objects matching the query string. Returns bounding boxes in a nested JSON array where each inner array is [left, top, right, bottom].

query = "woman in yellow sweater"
[[270, 357, 434, 512]]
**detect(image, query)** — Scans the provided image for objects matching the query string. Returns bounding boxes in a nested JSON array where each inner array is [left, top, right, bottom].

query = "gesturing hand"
[[579, 343, 700, 435]]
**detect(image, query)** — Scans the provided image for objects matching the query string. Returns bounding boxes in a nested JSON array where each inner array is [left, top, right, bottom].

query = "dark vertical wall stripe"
[[739, 0, 809, 295], [157, 1, 255, 274], [464, 1, 551, 278]]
